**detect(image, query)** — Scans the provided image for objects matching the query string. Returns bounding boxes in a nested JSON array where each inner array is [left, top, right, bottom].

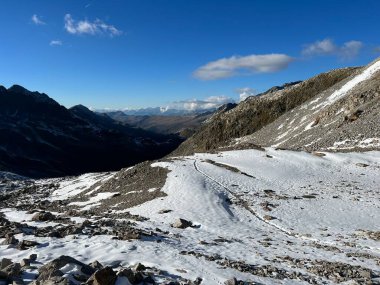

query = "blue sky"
[[0, 0, 379, 110]]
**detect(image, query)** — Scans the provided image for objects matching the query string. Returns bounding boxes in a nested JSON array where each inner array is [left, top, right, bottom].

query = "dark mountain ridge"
[[0, 85, 182, 178]]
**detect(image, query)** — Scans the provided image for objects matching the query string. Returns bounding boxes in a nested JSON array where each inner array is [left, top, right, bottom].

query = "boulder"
[[224, 278, 238, 285], [133, 263, 146, 272], [302, 195, 317, 199], [32, 211, 56, 222], [81, 220, 92, 228], [117, 268, 143, 285], [20, 259, 30, 267], [87, 267, 116, 285], [263, 189, 276, 195], [1, 258, 13, 270], [171, 218, 192, 229], [312, 152, 326, 157], [47, 231, 63, 238], [36, 276, 70, 285], [37, 256, 95, 282], [3, 263, 21, 279], [37, 269, 64, 283], [118, 230, 141, 240], [1, 234, 19, 246], [263, 215, 276, 221], [17, 240, 40, 250], [158, 209, 172, 214], [89, 261, 104, 271]]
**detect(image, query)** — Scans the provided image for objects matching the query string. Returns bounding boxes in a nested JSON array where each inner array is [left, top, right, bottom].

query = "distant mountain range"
[[106, 110, 214, 138], [0, 85, 182, 178], [97, 106, 219, 116]]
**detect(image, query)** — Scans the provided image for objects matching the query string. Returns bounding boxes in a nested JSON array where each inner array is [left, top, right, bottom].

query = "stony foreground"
[[1, 148, 380, 284]]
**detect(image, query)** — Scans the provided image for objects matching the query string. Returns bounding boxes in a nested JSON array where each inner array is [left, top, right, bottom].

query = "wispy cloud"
[[193, 54, 293, 80], [236, 87, 257, 102], [302, 39, 336, 56], [163, 96, 235, 111], [31, 14, 45, 25], [302, 38, 363, 60], [50, 40, 63, 46], [373, 46, 380, 54], [64, 14, 122, 37], [339, 41, 363, 59], [93, 95, 235, 113]]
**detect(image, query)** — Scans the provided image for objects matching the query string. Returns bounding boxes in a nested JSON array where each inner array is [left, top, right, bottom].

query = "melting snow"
[[327, 138, 380, 150], [1, 208, 59, 228], [50, 172, 115, 201], [69, 192, 119, 209]]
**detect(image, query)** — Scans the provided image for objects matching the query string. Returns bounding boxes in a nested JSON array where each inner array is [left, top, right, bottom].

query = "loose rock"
[[87, 267, 116, 285], [172, 218, 192, 229], [32, 211, 56, 222], [1, 258, 13, 270]]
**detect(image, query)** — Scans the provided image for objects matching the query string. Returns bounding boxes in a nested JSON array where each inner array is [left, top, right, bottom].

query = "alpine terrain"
[[1, 58, 380, 285]]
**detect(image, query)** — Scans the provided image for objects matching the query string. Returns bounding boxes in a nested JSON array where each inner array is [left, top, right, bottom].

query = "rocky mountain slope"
[[176, 58, 380, 155], [241, 59, 380, 151], [174, 67, 360, 155], [0, 85, 182, 178]]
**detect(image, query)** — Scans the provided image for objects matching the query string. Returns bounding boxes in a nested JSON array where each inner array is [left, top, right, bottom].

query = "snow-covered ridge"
[[317, 59, 380, 109]]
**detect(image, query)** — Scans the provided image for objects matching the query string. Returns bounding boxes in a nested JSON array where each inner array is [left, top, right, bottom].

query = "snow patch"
[[69, 192, 119, 209], [50, 172, 115, 201], [327, 138, 380, 150]]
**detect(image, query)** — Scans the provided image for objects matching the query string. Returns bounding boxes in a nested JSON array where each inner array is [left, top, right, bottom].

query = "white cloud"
[[302, 39, 336, 56], [340, 40, 363, 60], [193, 54, 293, 80], [64, 14, 122, 37], [31, 14, 45, 25], [93, 96, 235, 114], [163, 95, 235, 111], [49, 40, 62, 46], [236, 87, 257, 102], [302, 38, 363, 60]]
